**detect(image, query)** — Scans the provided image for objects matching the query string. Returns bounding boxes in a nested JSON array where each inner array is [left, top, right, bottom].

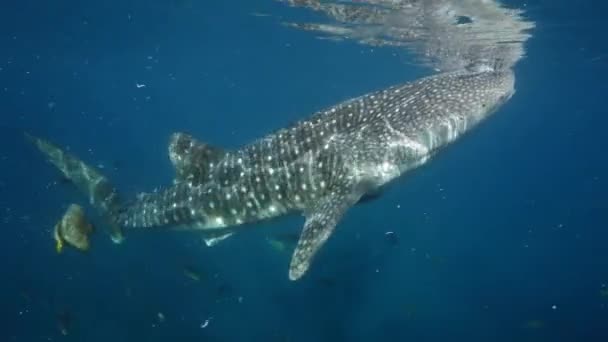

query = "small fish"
[[266, 233, 299, 253], [600, 288, 608, 298], [250, 12, 271, 17], [55, 233, 64, 253], [57, 310, 71, 336], [266, 237, 287, 253], [183, 266, 203, 281]]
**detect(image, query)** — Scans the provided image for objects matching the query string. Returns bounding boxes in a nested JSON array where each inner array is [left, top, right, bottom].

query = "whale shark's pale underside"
[[28, 0, 533, 280]]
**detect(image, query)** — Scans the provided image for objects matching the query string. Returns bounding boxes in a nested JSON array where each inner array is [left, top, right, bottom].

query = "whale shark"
[[28, 69, 515, 280]]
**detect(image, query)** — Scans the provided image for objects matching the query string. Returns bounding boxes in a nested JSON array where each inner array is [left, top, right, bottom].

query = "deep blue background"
[[1, 0, 607, 341]]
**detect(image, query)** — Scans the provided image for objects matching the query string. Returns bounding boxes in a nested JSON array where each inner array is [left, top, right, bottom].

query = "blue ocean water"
[[1, 0, 607, 341]]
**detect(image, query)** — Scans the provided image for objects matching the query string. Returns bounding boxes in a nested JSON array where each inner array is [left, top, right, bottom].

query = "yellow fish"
[[53, 204, 93, 253], [54, 228, 64, 254]]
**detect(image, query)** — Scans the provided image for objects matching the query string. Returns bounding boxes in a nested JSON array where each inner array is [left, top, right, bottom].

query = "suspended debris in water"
[[111, 160, 123, 171], [200, 317, 211, 329], [524, 319, 544, 329], [216, 282, 234, 299], [384, 231, 399, 246], [600, 286, 608, 298], [318, 276, 336, 288], [157, 312, 165, 323], [55, 175, 72, 186], [403, 303, 418, 320], [53, 204, 94, 253], [19, 290, 31, 303]]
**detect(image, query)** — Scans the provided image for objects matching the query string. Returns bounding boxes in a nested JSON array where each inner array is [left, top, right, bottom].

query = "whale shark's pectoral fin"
[[168, 132, 226, 185], [288, 187, 363, 281]]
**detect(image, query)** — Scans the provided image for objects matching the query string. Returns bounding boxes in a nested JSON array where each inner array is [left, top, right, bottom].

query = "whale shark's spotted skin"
[[29, 70, 514, 280]]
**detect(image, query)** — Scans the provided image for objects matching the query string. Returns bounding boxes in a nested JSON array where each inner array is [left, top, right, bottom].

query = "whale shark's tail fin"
[[25, 133, 125, 244]]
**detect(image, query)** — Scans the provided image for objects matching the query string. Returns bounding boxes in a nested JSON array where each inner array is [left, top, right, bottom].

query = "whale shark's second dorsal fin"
[[168, 132, 226, 185]]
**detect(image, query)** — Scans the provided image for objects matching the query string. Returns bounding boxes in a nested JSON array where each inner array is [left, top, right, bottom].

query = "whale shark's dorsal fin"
[[168, 132, 226, 185], [289, 183, 364, 280]]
